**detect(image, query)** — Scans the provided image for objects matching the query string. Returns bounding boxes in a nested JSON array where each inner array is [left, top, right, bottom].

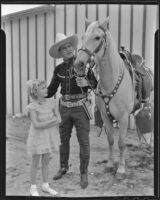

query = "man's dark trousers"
[[59, 104, 90, 175]]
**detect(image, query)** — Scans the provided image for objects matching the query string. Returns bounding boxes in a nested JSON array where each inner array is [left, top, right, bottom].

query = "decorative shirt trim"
[[57, 73, 65, 79]]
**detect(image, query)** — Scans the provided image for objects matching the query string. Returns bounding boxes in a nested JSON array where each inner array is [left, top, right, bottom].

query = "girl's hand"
[[30, 109, 58, 129], [57, 118, 61, 124], [50, 118, 61, 125]]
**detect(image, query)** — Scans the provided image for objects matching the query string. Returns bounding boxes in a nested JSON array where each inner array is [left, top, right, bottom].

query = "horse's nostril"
[[79, 61, 84, 67]]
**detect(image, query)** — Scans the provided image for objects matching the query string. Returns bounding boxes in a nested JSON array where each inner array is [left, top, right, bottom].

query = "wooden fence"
[[2, 4, 158, 128]]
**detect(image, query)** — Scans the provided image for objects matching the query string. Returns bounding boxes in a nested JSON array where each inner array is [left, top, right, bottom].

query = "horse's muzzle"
[[73, 61, 86, 76]]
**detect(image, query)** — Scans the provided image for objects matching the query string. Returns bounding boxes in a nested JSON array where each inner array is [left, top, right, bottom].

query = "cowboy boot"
[[53, 145, 69, 180], [80, 173, 88, 189], [53, 168, 68, 180], [80, 158, 89, 189]]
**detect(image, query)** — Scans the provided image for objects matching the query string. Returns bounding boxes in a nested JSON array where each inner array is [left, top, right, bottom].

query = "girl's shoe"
[[42, 183, 58, 196], [30, 185, 40, 196]]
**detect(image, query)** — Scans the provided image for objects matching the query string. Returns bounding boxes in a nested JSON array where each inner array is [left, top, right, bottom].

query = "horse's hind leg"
[[116, 114, 128, 177]]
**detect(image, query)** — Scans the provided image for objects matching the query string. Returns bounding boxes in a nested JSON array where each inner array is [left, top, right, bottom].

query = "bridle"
[[76, 22, 125, 122], [78, 23, 107, 61]]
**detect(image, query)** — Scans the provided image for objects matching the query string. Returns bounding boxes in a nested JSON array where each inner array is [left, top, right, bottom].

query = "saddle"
[[119, 47, 154, 135], [119, 46, 153, 102]]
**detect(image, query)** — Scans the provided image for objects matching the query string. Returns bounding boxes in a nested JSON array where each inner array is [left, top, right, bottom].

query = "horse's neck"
[[96, 39, 122, 94]]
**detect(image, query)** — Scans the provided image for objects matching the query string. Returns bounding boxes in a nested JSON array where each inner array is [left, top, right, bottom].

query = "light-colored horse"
[[74, 18, 153, 178]]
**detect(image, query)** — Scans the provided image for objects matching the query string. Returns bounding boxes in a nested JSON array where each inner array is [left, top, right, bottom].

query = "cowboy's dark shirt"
[[47, 57, 98, 98]]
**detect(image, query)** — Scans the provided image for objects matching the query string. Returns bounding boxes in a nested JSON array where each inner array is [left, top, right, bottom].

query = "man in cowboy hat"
[[47, 33, 97, 189]]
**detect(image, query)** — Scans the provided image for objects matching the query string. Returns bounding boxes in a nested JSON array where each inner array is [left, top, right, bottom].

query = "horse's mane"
[[107, 31, 121, 62]]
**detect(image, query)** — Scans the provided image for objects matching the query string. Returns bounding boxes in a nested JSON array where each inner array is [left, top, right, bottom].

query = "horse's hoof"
[[115, 172, 126, 180], [105, 165, 115, 173]]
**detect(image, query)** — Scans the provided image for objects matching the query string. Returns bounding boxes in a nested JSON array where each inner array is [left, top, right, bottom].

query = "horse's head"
[[74, 18, 109, 76]]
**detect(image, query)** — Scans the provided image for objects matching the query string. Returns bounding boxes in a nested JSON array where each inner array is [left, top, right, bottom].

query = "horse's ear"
[[85, 19, 92, 30], [100, 17, 109, 31]]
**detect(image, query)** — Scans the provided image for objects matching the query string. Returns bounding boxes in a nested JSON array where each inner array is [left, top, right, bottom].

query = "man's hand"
[[76, 77, 88, 87]]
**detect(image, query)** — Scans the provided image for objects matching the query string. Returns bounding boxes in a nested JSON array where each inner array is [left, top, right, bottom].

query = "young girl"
[[26, 79, 60, 196]]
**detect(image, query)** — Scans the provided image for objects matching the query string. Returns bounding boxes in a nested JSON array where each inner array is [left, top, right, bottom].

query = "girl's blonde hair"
[[26, 79, 46, 100]]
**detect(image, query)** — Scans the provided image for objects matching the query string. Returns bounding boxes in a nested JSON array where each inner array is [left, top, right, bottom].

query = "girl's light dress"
[[26, 99, 60, 155]]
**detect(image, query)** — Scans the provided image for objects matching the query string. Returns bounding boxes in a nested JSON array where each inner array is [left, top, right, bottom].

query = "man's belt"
[[60, 97, 86, 108], [62, 93, 87, 101]]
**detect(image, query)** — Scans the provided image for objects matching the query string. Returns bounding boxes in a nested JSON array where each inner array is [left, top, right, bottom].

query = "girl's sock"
[[42, 182, 58, 196], [30, 184, 39, 196], [42, 182, 49, 188], [31, 184, 37, 189]]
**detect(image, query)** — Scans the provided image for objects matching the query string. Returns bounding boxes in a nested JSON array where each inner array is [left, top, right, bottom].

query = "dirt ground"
[[5, 115, 154, 197]]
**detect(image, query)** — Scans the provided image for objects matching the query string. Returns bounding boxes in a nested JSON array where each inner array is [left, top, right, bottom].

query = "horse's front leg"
[[97, 97, 114, 171], [116, 114, 128, 177], [105, 124, 114, 170], [102, 119, 115, 172]]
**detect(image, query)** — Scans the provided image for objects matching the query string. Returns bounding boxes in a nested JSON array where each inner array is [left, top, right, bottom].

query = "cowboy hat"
[[49, 33, 78, 58]]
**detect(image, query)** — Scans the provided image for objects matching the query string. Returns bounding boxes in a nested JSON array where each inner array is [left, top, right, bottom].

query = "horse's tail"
[[147, 67, 154, 92]]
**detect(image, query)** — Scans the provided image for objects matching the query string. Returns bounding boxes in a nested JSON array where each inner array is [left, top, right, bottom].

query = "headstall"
[[78, 23, 107, 60]]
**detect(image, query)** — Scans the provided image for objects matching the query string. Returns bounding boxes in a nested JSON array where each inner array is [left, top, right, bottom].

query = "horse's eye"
[[95, 36, 100, 40]]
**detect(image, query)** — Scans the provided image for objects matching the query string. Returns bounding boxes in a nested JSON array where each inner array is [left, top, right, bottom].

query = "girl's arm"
[[30, 109, 59, 129], [52, 107, 61, 123]]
